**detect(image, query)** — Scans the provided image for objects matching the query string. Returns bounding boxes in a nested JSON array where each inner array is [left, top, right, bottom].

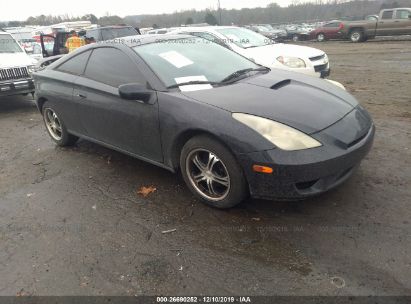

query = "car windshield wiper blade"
[[167, 81, 220, 89], [220, 67, 270, 83]]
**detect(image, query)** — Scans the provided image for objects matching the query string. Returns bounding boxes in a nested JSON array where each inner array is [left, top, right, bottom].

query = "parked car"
[[310, 21, 345, 42], [0, 31, 36, 97], [169, 26, 330, 78], [284, 25, 311, 41], [33, 35, 374, 208], [84, 25, 140, 42], [39, 31, 71, 57], [246, 25, 287, 41], [147, 28, 170, 35], [341, 8, 411, 42]]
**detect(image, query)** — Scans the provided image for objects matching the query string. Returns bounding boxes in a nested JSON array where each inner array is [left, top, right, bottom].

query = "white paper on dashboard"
[[159, 51, 194, 68], [174, 76, 213, 92]]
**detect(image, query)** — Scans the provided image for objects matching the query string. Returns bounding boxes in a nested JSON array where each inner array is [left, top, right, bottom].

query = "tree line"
[[1, 0, 410, 29]]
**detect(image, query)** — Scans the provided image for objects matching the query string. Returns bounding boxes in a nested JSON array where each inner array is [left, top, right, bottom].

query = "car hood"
[[181, 70, 358, 134], [243, 43, 324, 64], [0, 52, 35, 68]]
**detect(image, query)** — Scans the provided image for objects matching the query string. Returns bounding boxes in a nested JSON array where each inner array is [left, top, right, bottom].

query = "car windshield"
[[134, 38, 259, 88], [215, 28, 273, 49], [0, 35, 23, 53]]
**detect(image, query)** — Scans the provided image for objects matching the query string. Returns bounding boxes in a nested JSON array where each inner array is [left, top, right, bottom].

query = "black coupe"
[[33, 35, 375, 208]]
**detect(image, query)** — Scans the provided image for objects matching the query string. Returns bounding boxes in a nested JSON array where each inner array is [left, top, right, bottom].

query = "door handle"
[[76, 93, 87, 98]]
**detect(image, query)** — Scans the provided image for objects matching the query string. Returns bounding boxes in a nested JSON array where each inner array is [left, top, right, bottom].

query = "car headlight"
[[232, 113, 322, 151], [27, 65, 35, 74], [277, 56, 306, 68]]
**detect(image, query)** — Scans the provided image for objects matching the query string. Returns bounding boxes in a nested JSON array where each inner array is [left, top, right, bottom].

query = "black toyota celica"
[[33, 35, 375, 209]]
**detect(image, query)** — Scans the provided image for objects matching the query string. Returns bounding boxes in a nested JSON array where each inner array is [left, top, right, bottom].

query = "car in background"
[[285, 25, 311, 41], [169, 26, 330, 78], [0, 31, 36, 97], [310, 21, 345, 42], [365, 15, 379, 21], [84, 25, 140, 42], [341, 8, 411, 42], [147, 28, 170, 35], [246, 24, 287, 41], [33, 35, 374, 209]]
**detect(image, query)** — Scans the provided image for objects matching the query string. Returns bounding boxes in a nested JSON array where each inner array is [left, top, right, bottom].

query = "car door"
[[73, 46, 163, 162], [377, 10, 397, 36], [49, 50, 93, 135], [394, 9, 411, 35], [323, 22, 339, 39]]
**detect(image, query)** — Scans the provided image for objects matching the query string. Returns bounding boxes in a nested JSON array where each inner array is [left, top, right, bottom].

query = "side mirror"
[[119, 83, 153, 103]]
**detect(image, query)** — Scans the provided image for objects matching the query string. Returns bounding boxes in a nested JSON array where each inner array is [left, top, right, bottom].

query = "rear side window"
[[56, 50, 91, 75], [382, 10, 394, 19], [84, 47, 145, 87], [396, 10, 411, 19]]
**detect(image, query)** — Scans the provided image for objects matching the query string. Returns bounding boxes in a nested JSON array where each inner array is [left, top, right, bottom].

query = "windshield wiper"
[[167, 81, 220, 89], [220, 66, 270, 83]]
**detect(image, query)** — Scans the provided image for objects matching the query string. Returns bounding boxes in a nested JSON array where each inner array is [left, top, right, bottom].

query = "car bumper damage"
[[238, 106, 375, 200]]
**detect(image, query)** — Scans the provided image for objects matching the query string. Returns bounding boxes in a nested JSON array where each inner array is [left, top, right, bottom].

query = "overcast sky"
[[2, 0, 293, 21]]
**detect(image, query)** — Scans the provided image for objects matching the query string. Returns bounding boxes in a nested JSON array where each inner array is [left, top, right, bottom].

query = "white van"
[[0, 31, 36, 97]]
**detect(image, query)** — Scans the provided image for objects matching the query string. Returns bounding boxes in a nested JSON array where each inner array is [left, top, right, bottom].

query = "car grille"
[[0, 67, 30, 82], [309, 54, 325, 62], [314, 63, 328, 72]]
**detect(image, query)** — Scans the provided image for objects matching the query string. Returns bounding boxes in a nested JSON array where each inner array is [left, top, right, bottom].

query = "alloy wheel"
[[44, 108, 63, 141], [186, 149, 231, 202]]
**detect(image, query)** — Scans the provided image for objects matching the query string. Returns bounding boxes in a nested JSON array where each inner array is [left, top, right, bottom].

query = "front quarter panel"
[[157, 92, 276, 169]]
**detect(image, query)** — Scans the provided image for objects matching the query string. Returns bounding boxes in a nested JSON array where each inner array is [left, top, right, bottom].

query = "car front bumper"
[[237, 109, 375, 200], [0, 79, 35, 97]]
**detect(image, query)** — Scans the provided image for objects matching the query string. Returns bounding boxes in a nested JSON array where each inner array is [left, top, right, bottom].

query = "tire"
[[292, 34, 299, 42], [317, 33, 326, 42], [180, 135, 248, 209], [349, 29, 364, 43], [42, 102, 78, 147]]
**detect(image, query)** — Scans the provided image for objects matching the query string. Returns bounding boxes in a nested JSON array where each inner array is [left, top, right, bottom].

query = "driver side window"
[[84, 47, 146, 88]]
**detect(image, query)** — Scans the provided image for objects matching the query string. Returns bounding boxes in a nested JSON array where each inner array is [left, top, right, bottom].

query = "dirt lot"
[[0, 39, 410, 296]]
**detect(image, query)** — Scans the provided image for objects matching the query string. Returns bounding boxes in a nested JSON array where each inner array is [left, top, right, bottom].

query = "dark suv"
[[85, 26, 140, 42]]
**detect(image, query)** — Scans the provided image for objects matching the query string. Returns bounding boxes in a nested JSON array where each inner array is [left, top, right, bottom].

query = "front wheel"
[[42, 102, 78, 146], [180, 136, 248, 209]]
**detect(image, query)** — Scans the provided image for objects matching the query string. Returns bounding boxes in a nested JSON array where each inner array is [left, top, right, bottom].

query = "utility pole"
[[218, 0, 222, 25]]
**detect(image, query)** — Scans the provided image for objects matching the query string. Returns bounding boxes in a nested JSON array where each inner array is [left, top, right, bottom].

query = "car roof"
[[97, 25, 134, 29], [103, 34, 195, 48], [173, 26, 240, 32]]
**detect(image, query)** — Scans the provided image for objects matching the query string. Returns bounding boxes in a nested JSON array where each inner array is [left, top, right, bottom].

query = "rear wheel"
[[317, 33, 326, 42], [42, 102, 78, 146], [180, 136, 248, 209], [349, 29, 364, 43]]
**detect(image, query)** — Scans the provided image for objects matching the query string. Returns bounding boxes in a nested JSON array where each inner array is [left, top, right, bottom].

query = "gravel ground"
[[0, 38, 410, 296]]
